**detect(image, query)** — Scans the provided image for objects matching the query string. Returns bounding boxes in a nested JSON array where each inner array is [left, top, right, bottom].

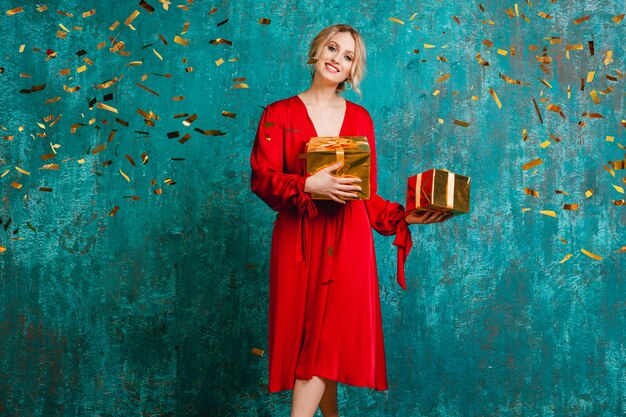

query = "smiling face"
[[313, 31, 356, 86]]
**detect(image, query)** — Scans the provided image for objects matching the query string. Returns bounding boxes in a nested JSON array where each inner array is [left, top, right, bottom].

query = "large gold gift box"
[[305, 136, 370, 200], [406, 168, 470, 215]]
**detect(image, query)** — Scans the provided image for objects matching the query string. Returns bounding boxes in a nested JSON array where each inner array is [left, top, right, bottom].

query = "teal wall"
[[1, 0, 624, 416]]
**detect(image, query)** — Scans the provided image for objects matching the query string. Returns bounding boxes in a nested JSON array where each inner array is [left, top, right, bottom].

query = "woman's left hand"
[[405, 209, 453, 224]]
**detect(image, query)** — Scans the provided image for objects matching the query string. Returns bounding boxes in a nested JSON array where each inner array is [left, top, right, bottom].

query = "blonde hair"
[[307, 24, 366, 100]]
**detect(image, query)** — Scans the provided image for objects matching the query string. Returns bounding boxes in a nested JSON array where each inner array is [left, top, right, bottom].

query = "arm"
[[250, 104, 316, 216], [362, 114, 413, 290]]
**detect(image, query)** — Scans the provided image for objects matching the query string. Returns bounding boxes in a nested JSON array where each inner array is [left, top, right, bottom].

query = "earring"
[[345, 80, 353, 91]]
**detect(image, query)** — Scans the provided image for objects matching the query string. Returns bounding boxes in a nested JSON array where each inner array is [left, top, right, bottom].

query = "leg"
[[318, 377, 339, 417], [291, 376, 327, 417]]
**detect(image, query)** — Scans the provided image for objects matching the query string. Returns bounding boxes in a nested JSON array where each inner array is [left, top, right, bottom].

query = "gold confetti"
[[251, 348, 265, 357], [539, 79, 552, 89], [581, 248, 602, 261], [215, 58, 224, 66], [613, 184, 625, 193], [119, 168, 130, 182], [522, 158, 542, 171], [222, 111, 236, 118], [521, 207, 531, 212], [563, 204, 578, 210], [612, 14, 625, 24], [389, 17, 404, 24], [613, 200, 625, 206], [10, 182, 22, 189], [559, 254, 572, 263], [589, 90, 600, 105], [538, 12, 552, 19], [209, 38, 233, 46], [135, 82, 159, 96], [524, 188, 539, 197], [424, 44, 435, 49], [124, 10, 140, 28], [63, 84, 81, 93], [436, 73, 451, 83], [172, 96, 184, 101], [96, 102, 118, 113], [183, 114, 198, 126], [500, 73, 522, 85], [604, 50, 614, 66], [540, 210, 556, 217], [488, 88, 501, 108], [453, 119, 470, 127], [82, 9, 96, 18], [559, 237, 568, 244], [233, 83, 249, 89], [153, 48, 163, 61], [259, 18, 271, 24], [141, 152, 149, 164], [540, 140, 551, 148], [433, 90, 441, 96], [92, 144, 107, 155], [15, 167, 30, 175], [6, 7, 24, 16], [475, 53, 489, 66], [585, 189, 593, 198], [39, 187, 53, 192], [573, 15, 590, 24], [616, 245, 626, 252], [109, 21, 120, 30], [497, 48, 508, 56], [174, 35, 189, 46]]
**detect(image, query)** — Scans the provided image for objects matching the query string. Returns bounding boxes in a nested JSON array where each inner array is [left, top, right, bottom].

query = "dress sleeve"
[[250, 104, 317, 217], [362, 113, 413, 290]]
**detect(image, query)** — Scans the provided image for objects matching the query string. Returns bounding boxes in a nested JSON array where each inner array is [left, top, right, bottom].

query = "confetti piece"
[[573, 16, 590, 24], [6, 7, 24, 16], [119, 168, 130, 182], [563, 204, 578, 210], [559, 254, 572, 263], [522, 158, 542, 170], [500, 73, 522, 85], [540, 141, 551, 148], [141, 153, 149, 164], [92, 144, 107, 155], [222, 111, 236, 118], [424, 44, 435, 49], [538, 12, 552, 19], [39, 187, 53, 192], [15, 167, 30, 175], [616, 245, 626, 252], [215, 58, 224, 66], [559, 237, 568, 244], [590, 90, 600, 105], [524, 188, 539, 197], [613, 200, 625, 206], [613, 185, 625, 193], [612, 14, 625, 24], [540, 210, 556, 217], [251, 348, 265, 356], [476, 53, 489, 66], [153, 48, 163, 61], [96, 102, 118, 113], [10, 182, 22, 189], [436, 73, 451, 82], [585, 189, 593, 198], [217, 18, 229, 26], [453, 119, 470, 127], [488, 88, 501, 108], [233, 83, 249, 89], [389, 17, 404, 24], [539, 79, 552, 89], [433, 90, 440, 96], [182, 114, 198, 126], [63, 84, 80, 93], [209, 38, 232, 46], [581, 248, 602, 261], [135, 82, 159, 96], [604, 50, 613, 66], [110, 206, 120, 216], [174, 35, 189, 46], [82, 9, 96, 18], [172, 96, 184, 101], [139, 0, 155, 13], [94, 77, 120, 89], [259, 18, 271, 24]]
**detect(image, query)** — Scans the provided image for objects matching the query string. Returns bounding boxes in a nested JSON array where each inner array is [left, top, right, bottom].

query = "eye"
[[328, 45, 336, 52], [345, 55, 353, 62]]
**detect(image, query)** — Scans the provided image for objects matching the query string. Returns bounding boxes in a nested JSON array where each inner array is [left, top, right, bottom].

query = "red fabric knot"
[[393, 211, 413, 290]]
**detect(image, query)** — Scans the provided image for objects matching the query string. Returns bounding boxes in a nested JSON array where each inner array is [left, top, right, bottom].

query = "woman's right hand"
[[304, 161, 362, 204]]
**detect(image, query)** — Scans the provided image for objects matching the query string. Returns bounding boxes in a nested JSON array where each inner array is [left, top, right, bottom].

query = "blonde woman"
[[250, 23, 450, 417]]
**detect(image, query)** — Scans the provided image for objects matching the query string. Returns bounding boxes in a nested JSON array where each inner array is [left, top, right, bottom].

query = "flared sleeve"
[[362, 113, 413, 290], [250, 104, 317, 217]]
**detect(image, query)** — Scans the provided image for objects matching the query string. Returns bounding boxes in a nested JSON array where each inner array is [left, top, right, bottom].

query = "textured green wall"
[[1, 0, 624, 416]]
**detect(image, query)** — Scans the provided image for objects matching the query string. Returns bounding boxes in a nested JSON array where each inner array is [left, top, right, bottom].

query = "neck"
[[299, 77, 344, 106]]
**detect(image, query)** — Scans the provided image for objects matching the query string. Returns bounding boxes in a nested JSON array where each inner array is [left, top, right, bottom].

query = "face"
[[314, 31, 355, 85]]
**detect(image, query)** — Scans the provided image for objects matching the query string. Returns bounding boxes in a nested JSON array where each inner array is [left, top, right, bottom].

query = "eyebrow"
[[328, 41, 354, 55]]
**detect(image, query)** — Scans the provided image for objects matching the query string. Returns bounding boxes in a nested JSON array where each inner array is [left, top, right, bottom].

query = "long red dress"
[[250, 95, 412, 393]]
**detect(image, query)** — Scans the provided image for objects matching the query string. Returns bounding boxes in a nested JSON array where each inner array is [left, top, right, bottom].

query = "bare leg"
[[291, 376, 327, 417], [318, 378, 339, 417]]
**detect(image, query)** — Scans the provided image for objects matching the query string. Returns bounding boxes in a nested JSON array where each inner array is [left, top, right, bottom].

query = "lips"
[[325, 63, 339, 73]]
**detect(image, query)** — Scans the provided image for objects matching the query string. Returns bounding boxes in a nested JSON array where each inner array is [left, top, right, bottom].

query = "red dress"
[[250, 95, 412, 393]]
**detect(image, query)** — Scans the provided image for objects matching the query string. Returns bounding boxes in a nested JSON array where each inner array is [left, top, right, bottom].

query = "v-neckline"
[[295, 95, 349, 137]]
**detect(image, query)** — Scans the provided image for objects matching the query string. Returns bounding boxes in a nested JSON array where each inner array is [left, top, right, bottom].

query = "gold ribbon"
[[307, 137, 361, 175]]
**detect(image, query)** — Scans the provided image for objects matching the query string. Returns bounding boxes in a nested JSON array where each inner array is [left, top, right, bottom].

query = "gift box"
[[406, 169, 470, 215], [305, 136, 370, 200]]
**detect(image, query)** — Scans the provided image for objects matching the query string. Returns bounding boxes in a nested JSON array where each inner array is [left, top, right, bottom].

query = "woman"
[[250, 24, 451, 417]]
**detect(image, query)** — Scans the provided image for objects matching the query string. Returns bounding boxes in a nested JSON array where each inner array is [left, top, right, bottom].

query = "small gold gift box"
[[406, 168, 470, 215], [305, 136, 370, 200]]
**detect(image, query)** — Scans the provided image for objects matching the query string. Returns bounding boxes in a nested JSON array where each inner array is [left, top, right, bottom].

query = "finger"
[[335, 190, 359, 199], [330, 194, 347, 204], [336, 183, 362, 192], [321, 161, 343, 174], [335, 176, 362, 183]]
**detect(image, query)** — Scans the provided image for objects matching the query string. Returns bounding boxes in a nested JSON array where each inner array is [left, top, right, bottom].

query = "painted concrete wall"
[[0, 0, 624, 415]]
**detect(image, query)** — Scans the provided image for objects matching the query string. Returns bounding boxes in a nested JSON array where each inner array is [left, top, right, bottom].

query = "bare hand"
[[405, 209, 453, 224], [304, 161, 362, 204]]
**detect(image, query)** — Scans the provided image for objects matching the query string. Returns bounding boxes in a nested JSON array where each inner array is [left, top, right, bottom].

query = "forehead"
[[326, 32, 355, 51]]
